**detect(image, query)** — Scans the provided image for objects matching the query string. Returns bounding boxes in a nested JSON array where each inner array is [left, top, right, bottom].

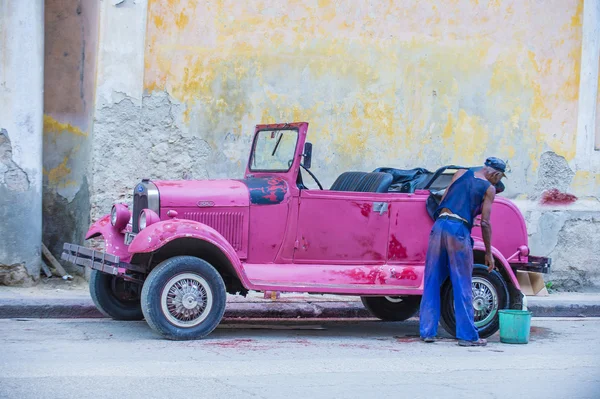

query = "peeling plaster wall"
[[90, 0, 600, 289], [89, 0, 149, 220], [42, 0, 99, 272], [0, 1, 44, 284]]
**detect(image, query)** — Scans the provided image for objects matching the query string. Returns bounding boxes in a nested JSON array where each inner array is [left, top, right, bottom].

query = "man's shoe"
[[421, 337, 436, 343], [458, 338, 487, 347]]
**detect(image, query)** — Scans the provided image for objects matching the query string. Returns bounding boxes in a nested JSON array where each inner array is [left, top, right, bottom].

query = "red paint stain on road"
[[339, 343, 371, 349], [394, 336, 420, 343], [540, 189, 577, 205], [209, 339, 254, 348]]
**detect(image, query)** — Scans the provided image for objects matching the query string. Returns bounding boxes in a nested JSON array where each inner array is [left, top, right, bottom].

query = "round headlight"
[[139, 211, 147, 230], [139, 209, 160, 231], [111, 203, 131, 230], [110, 206, 118, 226]]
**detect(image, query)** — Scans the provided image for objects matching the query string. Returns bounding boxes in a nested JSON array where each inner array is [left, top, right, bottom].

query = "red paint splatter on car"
[[395, 267, 418, 280], [388, 235, 408, 260], [358, 203, 371, 217], [540, 189, 577, 205], [332, 268, 386, 284]]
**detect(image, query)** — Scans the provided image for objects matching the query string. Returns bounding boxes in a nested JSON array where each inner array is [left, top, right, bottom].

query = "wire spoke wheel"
[[160, 273, 213, 328], [440, 264, 509, 339], [471, 277, 499, 328]]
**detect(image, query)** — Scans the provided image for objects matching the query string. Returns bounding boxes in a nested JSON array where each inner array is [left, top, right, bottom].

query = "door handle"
[[373, 202, 388, 215]]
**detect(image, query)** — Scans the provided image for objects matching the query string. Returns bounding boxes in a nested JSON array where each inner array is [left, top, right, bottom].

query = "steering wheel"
[[300, 163, 324, 190]]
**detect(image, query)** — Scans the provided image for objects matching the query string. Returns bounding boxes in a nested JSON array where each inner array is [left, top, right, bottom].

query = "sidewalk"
[[1, 280, 599, 319]]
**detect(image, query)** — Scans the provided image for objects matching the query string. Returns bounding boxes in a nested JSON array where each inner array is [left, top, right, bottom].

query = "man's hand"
[[485, 252, 495, 272]]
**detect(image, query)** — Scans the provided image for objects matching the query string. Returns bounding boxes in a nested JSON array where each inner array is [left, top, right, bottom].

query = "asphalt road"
[[1, 317, 599, 399]]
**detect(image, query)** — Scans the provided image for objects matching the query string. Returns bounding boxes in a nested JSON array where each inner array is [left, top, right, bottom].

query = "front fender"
[[128, 219, 249, 286], [85, 214, 131, 262], [473, 240, 520, 290]]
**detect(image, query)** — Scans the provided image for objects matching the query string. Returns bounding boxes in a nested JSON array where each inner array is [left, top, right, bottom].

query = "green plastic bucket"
[[499, 309, 532, 344]]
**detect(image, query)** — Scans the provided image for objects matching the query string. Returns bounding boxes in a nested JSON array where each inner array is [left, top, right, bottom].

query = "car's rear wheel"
[[89, 269, 144, 320], [361, 295, 421, 321], [440, 264, 509, 339], [141, 256, 226, 340]]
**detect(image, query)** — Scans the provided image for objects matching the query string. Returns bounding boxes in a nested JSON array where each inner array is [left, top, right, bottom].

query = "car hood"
[[153, 176, 290, 208], [154, 179, 250, 208]]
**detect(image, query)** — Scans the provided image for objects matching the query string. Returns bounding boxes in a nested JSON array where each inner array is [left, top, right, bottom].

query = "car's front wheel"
[[141, 256, 226, 340], [440, 264, 509, 339], [89, 269, 144, 320], [361, 295, 421, 321]]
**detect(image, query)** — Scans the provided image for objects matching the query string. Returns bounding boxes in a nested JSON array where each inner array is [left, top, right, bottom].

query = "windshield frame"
[[248, 126, 300, 173]]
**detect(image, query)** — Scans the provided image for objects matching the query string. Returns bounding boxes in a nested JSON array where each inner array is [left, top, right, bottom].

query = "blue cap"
[[485, 157, 507, 178]]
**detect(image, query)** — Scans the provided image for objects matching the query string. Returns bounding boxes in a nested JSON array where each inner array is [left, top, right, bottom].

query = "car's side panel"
[[246, 202, 291, 263], [276, 196, 300, 263], [241, 263, 424, 294], [471, 197, 529, 258], [293, 190, 390, 264], [388, 197, 433, 265]]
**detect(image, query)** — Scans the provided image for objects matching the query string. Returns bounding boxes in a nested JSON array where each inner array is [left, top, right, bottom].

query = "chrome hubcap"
[[160, 273, 213, 328], [471, 277, 498, 328]]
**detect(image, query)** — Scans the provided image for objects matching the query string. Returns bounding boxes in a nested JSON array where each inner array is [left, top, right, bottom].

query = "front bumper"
[[61, 243, 145, 282]]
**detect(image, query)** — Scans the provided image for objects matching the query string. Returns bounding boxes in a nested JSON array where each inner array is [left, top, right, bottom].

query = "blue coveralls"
[[419, 169, 490, 342]]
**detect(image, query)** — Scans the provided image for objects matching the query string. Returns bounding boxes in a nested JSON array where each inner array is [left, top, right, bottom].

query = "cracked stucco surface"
[[0, 129, 38, 285], [533, 152, 576, 198], [91, 92, 216, 219], [0, 129, 31, 192]]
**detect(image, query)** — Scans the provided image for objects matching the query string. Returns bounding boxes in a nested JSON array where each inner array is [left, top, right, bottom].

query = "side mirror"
[[302, 142, 313, 169]]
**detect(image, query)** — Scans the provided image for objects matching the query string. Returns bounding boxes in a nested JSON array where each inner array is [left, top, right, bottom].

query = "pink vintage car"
[[63, 122, 550, 340]]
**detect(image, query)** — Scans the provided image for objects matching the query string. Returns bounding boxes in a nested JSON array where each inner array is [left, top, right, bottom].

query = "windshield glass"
[[250, 128, 298, 172]]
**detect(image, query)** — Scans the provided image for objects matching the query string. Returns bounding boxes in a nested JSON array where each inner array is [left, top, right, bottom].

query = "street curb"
[[1, 299, 599, 319]]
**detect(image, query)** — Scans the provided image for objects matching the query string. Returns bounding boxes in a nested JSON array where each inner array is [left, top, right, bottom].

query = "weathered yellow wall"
[[143, 0, 586, 196]]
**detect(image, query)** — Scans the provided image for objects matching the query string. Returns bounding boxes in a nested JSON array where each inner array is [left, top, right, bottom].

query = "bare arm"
[[480, 185, 496, 272], [440, 169, 467, 202]]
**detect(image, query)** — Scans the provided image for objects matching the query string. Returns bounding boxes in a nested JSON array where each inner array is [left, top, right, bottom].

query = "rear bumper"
[[511, 256, 551, 274], [61, 243, 144, 282]]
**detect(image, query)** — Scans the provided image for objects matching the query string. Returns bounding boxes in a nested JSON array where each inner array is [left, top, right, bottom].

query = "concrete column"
[[0, 1, 45, 285], [575, 0, 600, 170]]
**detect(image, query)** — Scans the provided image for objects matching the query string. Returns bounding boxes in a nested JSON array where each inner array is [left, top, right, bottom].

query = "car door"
[[293, 190, 390, 264]]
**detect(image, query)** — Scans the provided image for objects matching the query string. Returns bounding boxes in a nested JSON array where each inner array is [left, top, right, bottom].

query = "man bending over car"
[[419, 157, 507, 347]]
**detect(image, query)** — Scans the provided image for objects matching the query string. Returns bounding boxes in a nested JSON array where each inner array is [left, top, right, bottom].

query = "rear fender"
[[473, 240, 520, 290], [85, 214, 131, 262], [128, 220, 250, 287]]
